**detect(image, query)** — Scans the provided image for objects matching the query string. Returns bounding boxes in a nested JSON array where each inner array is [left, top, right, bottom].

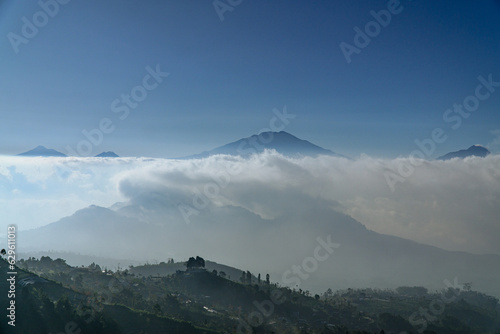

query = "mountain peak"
[[180, 131, 349, 159], [95, 151, 119, 158], [17, 146, 67, 157], [437, 145, 491, 160]]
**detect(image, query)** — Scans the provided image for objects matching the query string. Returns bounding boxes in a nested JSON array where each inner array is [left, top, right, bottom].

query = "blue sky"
[[1, 0, 499, 158]]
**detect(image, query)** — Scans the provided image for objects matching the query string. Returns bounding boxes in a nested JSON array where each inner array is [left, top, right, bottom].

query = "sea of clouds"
[[1, 151, 499, 255]]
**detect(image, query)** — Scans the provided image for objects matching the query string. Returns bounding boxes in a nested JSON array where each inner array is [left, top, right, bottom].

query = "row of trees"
[[239, 270, 270, 285]]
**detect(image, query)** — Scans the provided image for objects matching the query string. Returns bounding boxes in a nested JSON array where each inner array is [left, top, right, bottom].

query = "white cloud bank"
[[1, 152, 499, 255]]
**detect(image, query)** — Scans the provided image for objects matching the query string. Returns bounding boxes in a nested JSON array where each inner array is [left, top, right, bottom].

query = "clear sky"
[[1, 0, 499, 158]]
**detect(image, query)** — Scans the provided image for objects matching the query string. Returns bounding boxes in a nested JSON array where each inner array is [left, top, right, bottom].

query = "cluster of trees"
[[88, 262, 102, 272], [186, 256, 205, 269]]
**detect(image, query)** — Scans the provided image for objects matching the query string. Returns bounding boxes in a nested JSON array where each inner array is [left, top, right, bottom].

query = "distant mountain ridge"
[[15, 140, 493, 160], [17, 146, 119, 158], [437, 145, 491, 160], [17, 145, 67, 157], [181, 131, 348, 159]]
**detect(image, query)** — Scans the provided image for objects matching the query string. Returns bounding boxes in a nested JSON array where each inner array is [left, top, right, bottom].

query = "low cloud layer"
[[1, 152, 499, 255]]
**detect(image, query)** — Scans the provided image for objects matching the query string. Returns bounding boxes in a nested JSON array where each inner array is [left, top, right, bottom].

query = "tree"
[[325, 288, 333, 299], [266, 273, 270, 285], [186, 256, 205, 269], [240, 271, 246, 284], [40, 256, 52, 263], [219, 271, 226, 279], [153, 303, 162, 315], [258, 273, 261, 285], [246, 271, 252, 284], [88, 262, 101, 272]]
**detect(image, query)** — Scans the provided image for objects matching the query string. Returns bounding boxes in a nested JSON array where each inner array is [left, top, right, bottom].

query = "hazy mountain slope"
[[270, 206, 500, 296], [20, 205, 168, 260], [18, 203, 500, 298]]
